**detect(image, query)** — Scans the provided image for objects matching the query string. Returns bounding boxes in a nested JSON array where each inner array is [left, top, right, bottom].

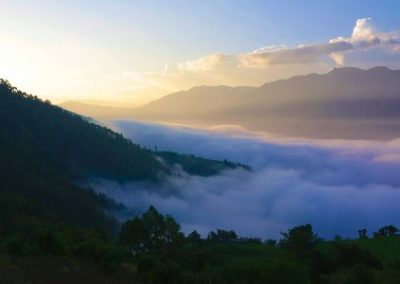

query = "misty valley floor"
[[101, 119, 400, 239]]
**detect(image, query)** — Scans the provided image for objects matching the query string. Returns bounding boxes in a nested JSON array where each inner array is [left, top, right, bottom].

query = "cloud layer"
[[89, 120, 400, 239]]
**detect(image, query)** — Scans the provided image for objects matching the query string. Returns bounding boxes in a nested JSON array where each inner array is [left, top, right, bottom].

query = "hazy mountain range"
[[61, 66, 400, 139]]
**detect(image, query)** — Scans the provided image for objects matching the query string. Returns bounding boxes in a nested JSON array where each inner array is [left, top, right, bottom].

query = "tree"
[[206, 229, 238, 242], [280, 224, 318, 255], [164, 215, 181, 244], [207, 231, 218, 242], [216, 229, 238, 242], [374, 225, 399, 238], [119, 217, 149, 252], [358, 228, 368, 239], [142, 206, 165, 249], [187, 230, 201, 244], [387, 225, 399, 236]]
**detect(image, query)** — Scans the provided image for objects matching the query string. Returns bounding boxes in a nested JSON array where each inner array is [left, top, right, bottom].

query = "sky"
[[0, 0, 399, 105]]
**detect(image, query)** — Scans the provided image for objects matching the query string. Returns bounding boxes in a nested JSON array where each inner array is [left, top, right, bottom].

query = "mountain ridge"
[[132, 66, 400, 139], [60, 66, 400, 139]]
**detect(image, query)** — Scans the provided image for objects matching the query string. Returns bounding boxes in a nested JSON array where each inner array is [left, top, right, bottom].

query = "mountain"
[[137, 85, 256, 117], [60, 85, 255, 121], [0, 79, 242, 237], [127, 66, 400, 139]]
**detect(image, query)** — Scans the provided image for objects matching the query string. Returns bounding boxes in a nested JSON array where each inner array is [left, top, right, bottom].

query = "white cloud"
[[177, 53, 237, 72], [352, 18, 378, 41], [89, 120, 400, 239], [173, 18, 399, 71], [118, 18, 400, 104], [239, 41, 353, 68]]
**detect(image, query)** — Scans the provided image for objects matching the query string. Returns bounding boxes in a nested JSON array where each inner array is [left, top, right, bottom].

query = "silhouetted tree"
[[207, 231, 218, 242], [187, 230, 201, 244], [119, 217, 149, 252], [164, 215, 181, 244], [216, 229, 238, 242], [358, 228, 368, 239], [280, 225, 328, 282], [280, 224, 318, 252], [206, 229, 238, 242], [142, 206, 165, 249], [374, 225, 399, 238]]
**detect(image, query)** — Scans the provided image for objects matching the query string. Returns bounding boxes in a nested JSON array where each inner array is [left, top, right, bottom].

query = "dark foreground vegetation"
[[1, 205, 400, 283]]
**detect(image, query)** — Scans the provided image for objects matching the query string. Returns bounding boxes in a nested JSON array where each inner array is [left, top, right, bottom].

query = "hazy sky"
[[1, 0, 399, 105]]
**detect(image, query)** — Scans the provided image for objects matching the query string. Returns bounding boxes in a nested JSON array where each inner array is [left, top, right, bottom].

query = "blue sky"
[[0, 0, 399, 104], [21, 0, 399, 63], [128, 0, 399, 53], [61, 0, 400, 58]]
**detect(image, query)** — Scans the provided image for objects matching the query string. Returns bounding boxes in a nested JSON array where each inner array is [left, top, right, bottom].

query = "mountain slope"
[[0, 80, 241, 236], [130, 67, 400, 139], [138, 85, 255, 117]]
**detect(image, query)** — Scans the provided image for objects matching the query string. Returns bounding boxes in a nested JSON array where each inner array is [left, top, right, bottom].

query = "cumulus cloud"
[[89, 120, 400, 239], [239, 41, 353, 68], [240, 18, 400, 68], [328, 18, 400, 66], [352, 18, 378, 41]]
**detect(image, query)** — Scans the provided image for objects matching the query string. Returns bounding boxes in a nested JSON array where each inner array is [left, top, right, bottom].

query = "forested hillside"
[[0, 79, 243, 237]]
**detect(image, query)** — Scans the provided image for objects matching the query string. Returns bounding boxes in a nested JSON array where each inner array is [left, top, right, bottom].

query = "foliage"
[[115, 207, 400, 283], [280, 224, 319, 256], [156, 151, 250, 176], [374, 225, 399, 238], [119, 206, 183, 253], [207, 229, 238, 242], [1, 204, 400, 283]]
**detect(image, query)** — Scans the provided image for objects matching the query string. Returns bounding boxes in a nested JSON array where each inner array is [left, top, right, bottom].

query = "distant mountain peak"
[[367, 66, 392, 72], [328, 66, 364, 75], [187, 85, 252, 92], [328, 66, 394, 76]]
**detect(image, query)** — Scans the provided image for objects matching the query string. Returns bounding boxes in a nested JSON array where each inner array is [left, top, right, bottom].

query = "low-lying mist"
[[90, 120, 400, 239]]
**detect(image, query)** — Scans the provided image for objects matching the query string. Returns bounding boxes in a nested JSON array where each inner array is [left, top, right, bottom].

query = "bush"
[[344, 264, 377, 284]]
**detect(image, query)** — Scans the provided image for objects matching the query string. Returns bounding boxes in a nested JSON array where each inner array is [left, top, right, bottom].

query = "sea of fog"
[[88, 120, 400, 239]]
